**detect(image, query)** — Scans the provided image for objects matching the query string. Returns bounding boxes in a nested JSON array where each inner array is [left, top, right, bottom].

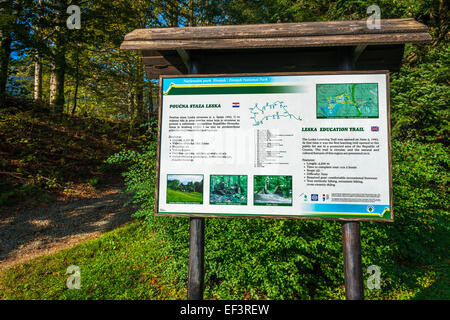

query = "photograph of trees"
[[210, 175, 247, 205], [166, 175, 203, 204]]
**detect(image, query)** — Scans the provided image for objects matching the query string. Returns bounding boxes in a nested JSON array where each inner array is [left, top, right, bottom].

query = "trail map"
[[316, 83, 379, 118]]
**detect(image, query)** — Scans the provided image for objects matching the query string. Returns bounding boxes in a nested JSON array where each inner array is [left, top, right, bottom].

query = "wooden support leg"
[[339, 46, 364, 300], [188, 217, 204, 300], [187, 58, 204, 300], [342, 221, 364, 300]]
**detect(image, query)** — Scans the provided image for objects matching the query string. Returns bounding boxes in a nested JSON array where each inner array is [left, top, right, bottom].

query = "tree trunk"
[[34, 55, 42, 100], [134, 53, 145, 123], [0, 31, 12, 107], [71, 75, 79, 116], [49, 0, 66, 114], [52, 44, 66, 114], [128, 90, 136, 138], [33, 0, 43, 101], [49, 65, 57, 112], [136, 85, 144, 122], [49, 60, 66, 114], [71, 47, 80, 115]]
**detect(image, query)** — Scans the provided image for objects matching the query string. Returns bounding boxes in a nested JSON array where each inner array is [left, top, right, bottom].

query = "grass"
[[0, 221, 185, 300], [166, 188, 203, 204], [1, 217, 447, 300]]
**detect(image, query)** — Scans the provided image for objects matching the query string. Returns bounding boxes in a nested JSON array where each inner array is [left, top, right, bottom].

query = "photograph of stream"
[[254, 176, 293, 206]]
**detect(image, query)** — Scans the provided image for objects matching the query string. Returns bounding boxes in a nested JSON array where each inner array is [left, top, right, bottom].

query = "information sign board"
[[156, 71, 392, 221]]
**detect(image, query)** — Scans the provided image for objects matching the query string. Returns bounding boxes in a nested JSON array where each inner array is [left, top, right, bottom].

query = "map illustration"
[[316, 83, 379, 118], [250, 101, 302, 126]]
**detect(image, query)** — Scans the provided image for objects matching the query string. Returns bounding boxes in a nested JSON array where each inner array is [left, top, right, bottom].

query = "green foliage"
[[107, 136, 448, 299], [391, 42, 449, 143], [223, 0, 446, 25], [2, 0, 447, 300], [105, 137, 157, 216], [168, 177, 203, 194]]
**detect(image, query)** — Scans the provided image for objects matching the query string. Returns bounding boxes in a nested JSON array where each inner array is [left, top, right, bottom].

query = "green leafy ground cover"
[[166, 189, 203, 204], [0, 221, 184, 300], [1, 138, 447, 299]]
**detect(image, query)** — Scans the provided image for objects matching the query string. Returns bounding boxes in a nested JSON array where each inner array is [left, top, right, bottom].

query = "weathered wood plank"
[[342, 221, 364, 299], [124, 18, 427, 42], [123, 19, 429, 77], [143, 53, 188, 73], [144, 65, 183, 79], [195, 48, 339, 73], [185, 45, 403, 74], [142, 56, 172, 65], [143, 46, 403, 76], [140, 50, 162, 57], [121, 32, 431, 51]]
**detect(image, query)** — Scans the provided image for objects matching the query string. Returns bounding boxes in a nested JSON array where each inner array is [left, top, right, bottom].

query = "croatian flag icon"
[[232, 102, 240, 108]]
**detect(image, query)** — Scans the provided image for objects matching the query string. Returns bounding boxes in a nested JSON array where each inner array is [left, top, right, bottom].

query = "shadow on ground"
[[0, 188, 134, 269]]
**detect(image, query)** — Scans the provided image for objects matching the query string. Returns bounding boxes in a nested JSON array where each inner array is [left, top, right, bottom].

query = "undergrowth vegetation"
[[0, 221, 184, 300], [106, 42, 449, 300], [0, 96, 140, 206]]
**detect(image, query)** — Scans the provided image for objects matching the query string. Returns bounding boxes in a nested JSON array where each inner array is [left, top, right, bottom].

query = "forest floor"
[[0, 98, 183, 300], [0, 96, 141, 270], [0, 175, 134, 270]]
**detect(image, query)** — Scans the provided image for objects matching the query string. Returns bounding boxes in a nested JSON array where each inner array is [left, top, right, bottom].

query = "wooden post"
[[340, 46, 364, 300], [187, 59, 205, 300], [342, 221, 364, 300], [188, 217, 205, 300]]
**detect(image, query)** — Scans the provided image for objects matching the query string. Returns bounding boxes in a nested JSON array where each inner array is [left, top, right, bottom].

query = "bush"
[[391, 43, 449, 143], [107, 137, 448, 299]]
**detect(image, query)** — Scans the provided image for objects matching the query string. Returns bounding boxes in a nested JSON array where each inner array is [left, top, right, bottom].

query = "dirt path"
[[0, 183, 134, 270]]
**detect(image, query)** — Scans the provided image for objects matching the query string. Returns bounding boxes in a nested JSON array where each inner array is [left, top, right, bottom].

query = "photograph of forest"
[[166, 175, 203, 204], [254, 175, 292, 206], [210, 175, 247, 205]]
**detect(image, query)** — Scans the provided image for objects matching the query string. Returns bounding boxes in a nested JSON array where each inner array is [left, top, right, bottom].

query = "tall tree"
[[0, 28, 12, 106], [0, 0, 14, 106], [33, 0, 44, 101], [33, 54, 42, 100], [0, 0, 35, 106], [48, 0, 67, 113]]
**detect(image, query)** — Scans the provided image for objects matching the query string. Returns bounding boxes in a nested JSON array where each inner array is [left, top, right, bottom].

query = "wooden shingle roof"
[[121, 18, 431, 78]]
